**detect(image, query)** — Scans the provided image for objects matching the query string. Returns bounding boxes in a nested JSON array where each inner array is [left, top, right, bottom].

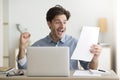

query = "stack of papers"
[[89, 69, 110, 75], [73, 70, 110, 77], [0, 67, 15, 74], [73, 70, 101, 76]]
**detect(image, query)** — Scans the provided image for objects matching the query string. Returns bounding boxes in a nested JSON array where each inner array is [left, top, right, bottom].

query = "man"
[[17, 5, 101, 70]]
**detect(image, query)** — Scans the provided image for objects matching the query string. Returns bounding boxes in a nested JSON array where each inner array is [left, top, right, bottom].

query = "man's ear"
[[47, 21, 51, 29]]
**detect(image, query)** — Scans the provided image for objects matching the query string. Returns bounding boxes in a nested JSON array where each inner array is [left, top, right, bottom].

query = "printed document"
[[73, 70, 110, 76], [73, 70, 101, 76], [71, 26, 99, 61]]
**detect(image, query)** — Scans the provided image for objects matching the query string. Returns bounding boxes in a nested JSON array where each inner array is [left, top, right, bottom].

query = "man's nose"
[[59, 22, 64, 28]]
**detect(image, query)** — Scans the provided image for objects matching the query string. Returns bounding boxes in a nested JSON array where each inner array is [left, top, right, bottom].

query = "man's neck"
[[50, 33, 61, 42]]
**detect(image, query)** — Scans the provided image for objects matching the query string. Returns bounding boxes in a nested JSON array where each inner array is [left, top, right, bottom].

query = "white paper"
[[73, 70, 101, 76], [90, 69, 110, 75], [71, 26, 99, 61]]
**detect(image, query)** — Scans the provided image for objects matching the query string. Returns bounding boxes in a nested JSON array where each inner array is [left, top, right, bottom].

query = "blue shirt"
[[18, 34, 89, 70]]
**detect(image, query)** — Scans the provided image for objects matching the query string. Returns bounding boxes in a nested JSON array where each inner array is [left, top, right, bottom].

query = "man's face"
[[48, 15, 67, 40]]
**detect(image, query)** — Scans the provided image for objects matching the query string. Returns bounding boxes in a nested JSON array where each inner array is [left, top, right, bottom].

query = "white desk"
[[0, 70, 119, 80]]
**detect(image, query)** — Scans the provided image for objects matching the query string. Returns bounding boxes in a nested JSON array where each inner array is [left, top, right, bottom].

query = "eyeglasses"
[[6, 70, 24, 77]]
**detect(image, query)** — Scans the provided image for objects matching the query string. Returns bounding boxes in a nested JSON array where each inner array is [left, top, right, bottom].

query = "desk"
[[0, 70, 119, 80]]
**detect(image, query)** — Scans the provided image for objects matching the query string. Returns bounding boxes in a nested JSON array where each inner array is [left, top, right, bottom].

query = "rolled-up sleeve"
[[79, 60, 89, 70], [17, 55, 27, 69]]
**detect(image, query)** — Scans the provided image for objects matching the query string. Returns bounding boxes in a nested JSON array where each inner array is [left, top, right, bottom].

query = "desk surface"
[[0, 70, 119, 80]]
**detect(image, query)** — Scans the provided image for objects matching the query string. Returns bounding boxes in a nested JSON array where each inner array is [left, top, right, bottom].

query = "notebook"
[[26, 47, 70, 77]]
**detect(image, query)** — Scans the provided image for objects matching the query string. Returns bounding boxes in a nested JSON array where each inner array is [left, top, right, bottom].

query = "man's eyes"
[[55, 21, 66, 24]]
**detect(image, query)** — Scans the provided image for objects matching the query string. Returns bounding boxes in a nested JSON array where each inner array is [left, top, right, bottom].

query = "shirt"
[[18, 34, 89, 70]]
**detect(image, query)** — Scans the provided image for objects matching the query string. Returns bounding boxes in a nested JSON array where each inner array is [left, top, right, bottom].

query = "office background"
[[0, 0, 3, 67], [0, 0, 120, 78]]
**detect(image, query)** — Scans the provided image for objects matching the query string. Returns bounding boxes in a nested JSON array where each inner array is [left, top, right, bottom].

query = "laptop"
[[26, 47, 70, 77]]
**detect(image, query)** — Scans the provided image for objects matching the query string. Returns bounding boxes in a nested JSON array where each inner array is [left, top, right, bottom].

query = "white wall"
[[115, 0, 120, 77], [3, 0, 9, 67], [8, 0, 115, 68], [0, 0, 3, 67]]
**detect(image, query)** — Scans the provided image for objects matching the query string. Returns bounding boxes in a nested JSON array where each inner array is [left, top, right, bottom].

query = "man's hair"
[[46, 5, 71, 22]]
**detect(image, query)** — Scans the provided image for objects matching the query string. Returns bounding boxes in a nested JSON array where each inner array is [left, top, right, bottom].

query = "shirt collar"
[[47, 34, 66, 44]]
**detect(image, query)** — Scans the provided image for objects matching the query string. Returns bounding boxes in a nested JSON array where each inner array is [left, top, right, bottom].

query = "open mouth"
[[57, 29, 64, 35]]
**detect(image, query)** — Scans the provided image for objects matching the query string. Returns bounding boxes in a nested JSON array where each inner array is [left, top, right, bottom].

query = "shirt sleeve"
[[79, 60, 90, 70], [18, 55, 27, 67]]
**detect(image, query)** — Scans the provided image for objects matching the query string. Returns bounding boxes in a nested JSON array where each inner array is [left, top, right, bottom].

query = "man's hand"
[[19, 32, 31, 49], [90, 44, 102, 59]]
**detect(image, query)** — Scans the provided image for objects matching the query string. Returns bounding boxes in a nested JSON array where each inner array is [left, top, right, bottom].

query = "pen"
[[98, 69, 106, 72]]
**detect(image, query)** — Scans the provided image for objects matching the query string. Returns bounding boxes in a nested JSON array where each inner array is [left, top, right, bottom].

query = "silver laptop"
[[26, 47, 70, 77]]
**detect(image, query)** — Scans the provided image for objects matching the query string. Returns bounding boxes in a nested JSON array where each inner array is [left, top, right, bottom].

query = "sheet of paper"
[[71, 26, 99, 61], [73, 70, 101, 76], [90, 69, 110, 75]]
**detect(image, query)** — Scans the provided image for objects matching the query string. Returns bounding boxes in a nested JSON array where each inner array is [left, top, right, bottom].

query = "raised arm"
[[18, 32, 31, 60]]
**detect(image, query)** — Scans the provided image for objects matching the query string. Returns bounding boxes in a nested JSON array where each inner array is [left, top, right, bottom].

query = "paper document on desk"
[[71, 26, 99, 61], [0, 67, 15, 74], [73, 70, 101, 76], [90, 69, 110, 75]]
